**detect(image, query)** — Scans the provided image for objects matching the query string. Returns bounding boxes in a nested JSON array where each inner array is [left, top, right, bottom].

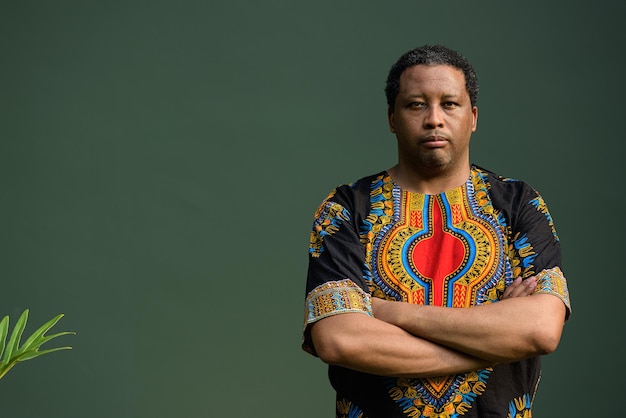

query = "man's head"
[[385, 46, 479, 190], [385, 45, 479, 109]]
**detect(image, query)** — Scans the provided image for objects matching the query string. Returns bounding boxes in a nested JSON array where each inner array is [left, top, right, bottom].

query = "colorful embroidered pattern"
[[367, 174, 509, 309], [310, 197, 351, 258], [507, 393, 533, 418], [305, 279, 372, 325], [359, 172, 507, 415], [507, 232, 538, 278], [387, 369, 491, 417], [534, 266, 570, 312], [361, 174, 398, 299], [337, 398, 366, 418], [529, 194, 558, 240]]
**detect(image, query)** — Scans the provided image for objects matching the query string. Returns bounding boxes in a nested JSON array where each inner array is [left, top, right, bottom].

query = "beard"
[[414, 149, 455, 173]]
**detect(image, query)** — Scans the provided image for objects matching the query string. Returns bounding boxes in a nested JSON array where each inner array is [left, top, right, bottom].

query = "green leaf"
[[27, 331, 75, 352], [0, 361, 18, 380], [15, 346, 72, 362], [0, 315, 9, 363], [17, 314, 65, 354], [0, 310, 73, 381], [1, 310, 29, 365]]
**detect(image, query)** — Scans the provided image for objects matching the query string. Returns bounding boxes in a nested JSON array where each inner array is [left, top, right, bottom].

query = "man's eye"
[[409, 102, 425, 109], [443, 102, 458, 109]]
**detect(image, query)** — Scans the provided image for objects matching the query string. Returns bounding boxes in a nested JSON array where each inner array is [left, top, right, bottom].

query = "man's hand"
[[502, 276, 537, 299], [371, 297, 399, 324]]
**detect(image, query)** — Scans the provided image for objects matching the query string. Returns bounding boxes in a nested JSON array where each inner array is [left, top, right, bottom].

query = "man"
[[302, 45, 571, 418]]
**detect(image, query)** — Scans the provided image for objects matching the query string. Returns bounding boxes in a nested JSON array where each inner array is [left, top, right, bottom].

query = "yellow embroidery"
[[534, 266, 571, 315]]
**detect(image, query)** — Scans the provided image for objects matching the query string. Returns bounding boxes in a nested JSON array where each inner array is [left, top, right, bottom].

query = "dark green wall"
[[0, 1, 622, 416]]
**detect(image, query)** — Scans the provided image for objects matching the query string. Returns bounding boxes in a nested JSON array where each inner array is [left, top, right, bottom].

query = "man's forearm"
[[372, 293, 566, 363], [310, 312, 492, 378]]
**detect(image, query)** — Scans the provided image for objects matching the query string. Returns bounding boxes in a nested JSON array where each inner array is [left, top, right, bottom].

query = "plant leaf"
[[2, 310, 29, 365], [0, 315, 9, 363], [0, 310, 73, 381], [0, 360, 18, 380], [17, 313, 65, 354], [27, 331, 76, 351], [15, 346, 73, 362]]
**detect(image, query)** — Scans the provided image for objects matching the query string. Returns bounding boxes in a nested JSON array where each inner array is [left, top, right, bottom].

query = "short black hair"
[[385, 45, 479, 108]]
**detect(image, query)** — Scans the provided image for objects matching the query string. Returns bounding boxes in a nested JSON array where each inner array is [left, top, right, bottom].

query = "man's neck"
[[387, 163, 471, 195]]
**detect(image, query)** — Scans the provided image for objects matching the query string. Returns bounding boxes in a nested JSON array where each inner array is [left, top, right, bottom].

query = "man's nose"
[[423, 106, 444, 128]]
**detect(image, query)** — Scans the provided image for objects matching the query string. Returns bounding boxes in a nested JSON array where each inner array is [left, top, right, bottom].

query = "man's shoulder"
[[471, 165, 546, 218], [318, 171, 389, 216], [473, 164, 514, 182], [329, 171, 389, 196], [472, 165, 534, 193]]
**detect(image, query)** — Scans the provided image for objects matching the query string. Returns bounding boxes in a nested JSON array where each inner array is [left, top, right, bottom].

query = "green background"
[[0, 1, 622, 416]]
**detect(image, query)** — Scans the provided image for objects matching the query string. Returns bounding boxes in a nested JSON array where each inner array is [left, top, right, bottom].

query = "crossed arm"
[[310, 276, 567, 378]]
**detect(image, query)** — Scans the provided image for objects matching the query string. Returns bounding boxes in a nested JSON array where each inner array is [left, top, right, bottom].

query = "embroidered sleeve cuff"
[[533, 266, 571, 319], [302, 279, 372, 355]]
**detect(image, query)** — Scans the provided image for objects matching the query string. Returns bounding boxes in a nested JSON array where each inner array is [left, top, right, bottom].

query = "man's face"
[[388, 64, 478, 174]]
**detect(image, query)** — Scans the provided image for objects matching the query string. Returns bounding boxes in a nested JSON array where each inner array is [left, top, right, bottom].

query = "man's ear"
[[388, 106, 396, 133], [471, 106, 478, 132]]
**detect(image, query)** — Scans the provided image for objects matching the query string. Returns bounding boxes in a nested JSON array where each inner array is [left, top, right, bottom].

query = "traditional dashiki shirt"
[[303, 165, 571, 418]]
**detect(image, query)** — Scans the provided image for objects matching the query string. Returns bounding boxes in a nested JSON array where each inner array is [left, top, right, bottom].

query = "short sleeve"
[[508, 184, 571, 319], [302, 185, 373, 356]]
